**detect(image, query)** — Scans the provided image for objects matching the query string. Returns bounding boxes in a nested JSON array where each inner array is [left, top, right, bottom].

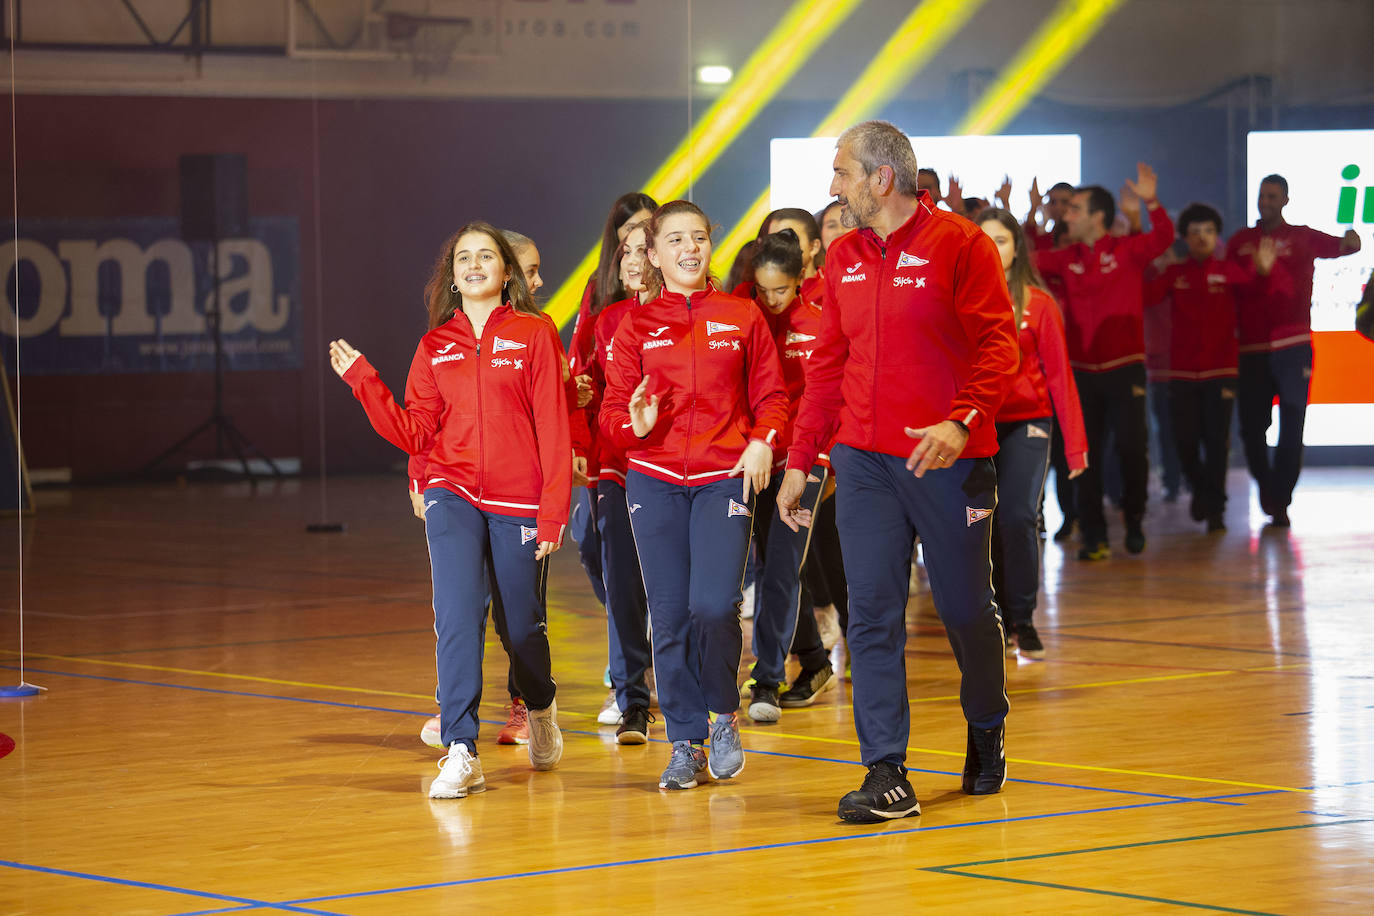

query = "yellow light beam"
[[711, 0, 991, 278], [541, 0, 864, 330], [955, 0, 1127, 137]]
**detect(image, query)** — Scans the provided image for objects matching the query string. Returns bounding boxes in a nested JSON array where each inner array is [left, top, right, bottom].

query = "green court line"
[[924, 818, 1374, 913], [926, 870, 1278, 915], [931, 817, 1374, 869]]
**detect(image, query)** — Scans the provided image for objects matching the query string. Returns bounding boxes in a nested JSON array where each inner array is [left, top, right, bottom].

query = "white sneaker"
[[527, 700, 564, 771], [829, 637, 848, 681], [596, 690, 623, 725], [429, 743, 485, 798], [814, 604, 841, 649], [740, 582, 755, 620], [420, 715, 443, 749]]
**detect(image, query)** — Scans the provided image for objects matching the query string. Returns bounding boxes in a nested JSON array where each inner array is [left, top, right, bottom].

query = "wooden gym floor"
[[2, 468, 1372, 914]]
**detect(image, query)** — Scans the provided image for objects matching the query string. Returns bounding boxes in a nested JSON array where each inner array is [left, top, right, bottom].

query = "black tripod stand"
[[140, 153, 281, 481], [139, 240, 282, 481]]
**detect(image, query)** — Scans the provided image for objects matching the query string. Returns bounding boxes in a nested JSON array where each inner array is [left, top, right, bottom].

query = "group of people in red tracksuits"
[[328, 119, 1362, 821]]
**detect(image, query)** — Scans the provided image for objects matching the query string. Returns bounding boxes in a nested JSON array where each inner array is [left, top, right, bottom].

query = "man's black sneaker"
[[1124, 525, 1146, 555], [1014, 624, 1045, 660], [962, 723, 1007, 795], [779, 664, 835, 708], [747, 683, 781, 722], [1189, 492, 1206, 522], [616, 705, 654, 745], [837, 761, 921, 823], [1053, 518, 1077, 542], [1206, 514, 1226, 533], [1269, 509, 1291, 528]]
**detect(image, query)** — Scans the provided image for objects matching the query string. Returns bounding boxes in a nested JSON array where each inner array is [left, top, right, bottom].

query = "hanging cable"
[[4, 0, 42, 697]]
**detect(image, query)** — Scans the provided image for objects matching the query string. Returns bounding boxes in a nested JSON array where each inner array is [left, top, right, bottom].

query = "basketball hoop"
[[386, 12, 471, 78]]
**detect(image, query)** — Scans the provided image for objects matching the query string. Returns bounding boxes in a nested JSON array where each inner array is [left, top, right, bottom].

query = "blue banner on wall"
[[2, 217, 301, 374]]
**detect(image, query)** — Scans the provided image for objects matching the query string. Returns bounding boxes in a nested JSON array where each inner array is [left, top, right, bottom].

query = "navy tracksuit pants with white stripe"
[[830, 445, 1009, 767], [424, 488, 556, 754], [626, 471, 753, 743], [750, 467, 827, 688], [597, 479, 652, 712]]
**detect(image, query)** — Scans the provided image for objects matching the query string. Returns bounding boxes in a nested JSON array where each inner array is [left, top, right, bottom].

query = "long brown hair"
[[613, 219, 661, 301], [976, 207, 1048, 325], [423, 221, 539, 330], [592, 191, 658, 315]]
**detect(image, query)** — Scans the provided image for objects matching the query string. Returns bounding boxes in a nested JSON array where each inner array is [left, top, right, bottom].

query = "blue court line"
[[239, 798, 1195, 908], [921, 817, 1374, 914], [0, 860, 345, 915], [6, 666, 1299, 914], [6, 665, 1234, 808]]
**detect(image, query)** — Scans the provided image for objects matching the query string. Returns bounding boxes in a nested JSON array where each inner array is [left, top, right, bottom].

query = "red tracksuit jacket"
[[412, 311, 585, 487], [1227, 221, 1348, 353], [1036, 201, 1174, 372], [1145, 255, 1292, 379], [584, 295, 640, 485], [758, 293, 826, 471], [599, 285, 789, 486], [787, 192, 1020, 471], [997, 286, 1089, 471], [343, 305, 572, 542]]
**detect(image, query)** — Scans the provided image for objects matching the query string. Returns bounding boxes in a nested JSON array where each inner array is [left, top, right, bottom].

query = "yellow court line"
[[4, 650, 435, 702], [737, 725, 1311, 795], [12, 649, 1313, 791], [909, 663, 1311, 704]]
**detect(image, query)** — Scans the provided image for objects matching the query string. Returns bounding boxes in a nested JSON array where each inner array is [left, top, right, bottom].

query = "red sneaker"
[[497, 698, 529, 745]]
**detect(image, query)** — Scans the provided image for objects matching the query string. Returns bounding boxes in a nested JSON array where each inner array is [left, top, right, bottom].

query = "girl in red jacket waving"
[[329, 222, 571, 800], [977, 209, 1087, 660], [600, 200, 788, 790]]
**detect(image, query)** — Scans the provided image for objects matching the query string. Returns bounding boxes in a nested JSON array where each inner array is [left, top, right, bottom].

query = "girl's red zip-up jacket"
[[1227, 221, 1347, 352], [997, 286, 1089, 471], [1144, 255, 1290, 379], [342, 305, 572, 543], [599, 285, 789, 486], [759, 293, 827, 472], [787, 192, 1020, 473], [411, 311, 585, 494], [584, 295, 639, 485], [1035, 201, 1174, 372]]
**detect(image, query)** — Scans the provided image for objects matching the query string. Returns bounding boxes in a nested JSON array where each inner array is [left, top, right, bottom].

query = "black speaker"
[[179, 153, 249, 240]]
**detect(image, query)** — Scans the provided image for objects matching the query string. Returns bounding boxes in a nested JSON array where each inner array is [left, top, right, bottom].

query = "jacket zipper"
[[474, 324, 486, 505], [685, 293, 696, 482], [873, 238, 886, 451]]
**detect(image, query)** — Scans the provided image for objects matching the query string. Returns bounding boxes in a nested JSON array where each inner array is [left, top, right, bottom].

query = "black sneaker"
[[616, 705, 654, 745], [837, 761, 921, 823], [1077, 540, 1110, 561], [1269, 509, 1291, 528], [779, 664, 835, 708], [747, 683, 781, 722], [1053, 518, 1077, 542], [1015, 624, 1045, 660], [962, 723, 1007, 795], [1124, 524, 1146, 555], [1206, 514, 1226, 533]]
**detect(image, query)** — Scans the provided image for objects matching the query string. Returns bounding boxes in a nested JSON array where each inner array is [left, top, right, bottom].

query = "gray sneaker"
[[526, 699, 563, 771], [707, 712, 745, 779], [659, 740, 708, 790]]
